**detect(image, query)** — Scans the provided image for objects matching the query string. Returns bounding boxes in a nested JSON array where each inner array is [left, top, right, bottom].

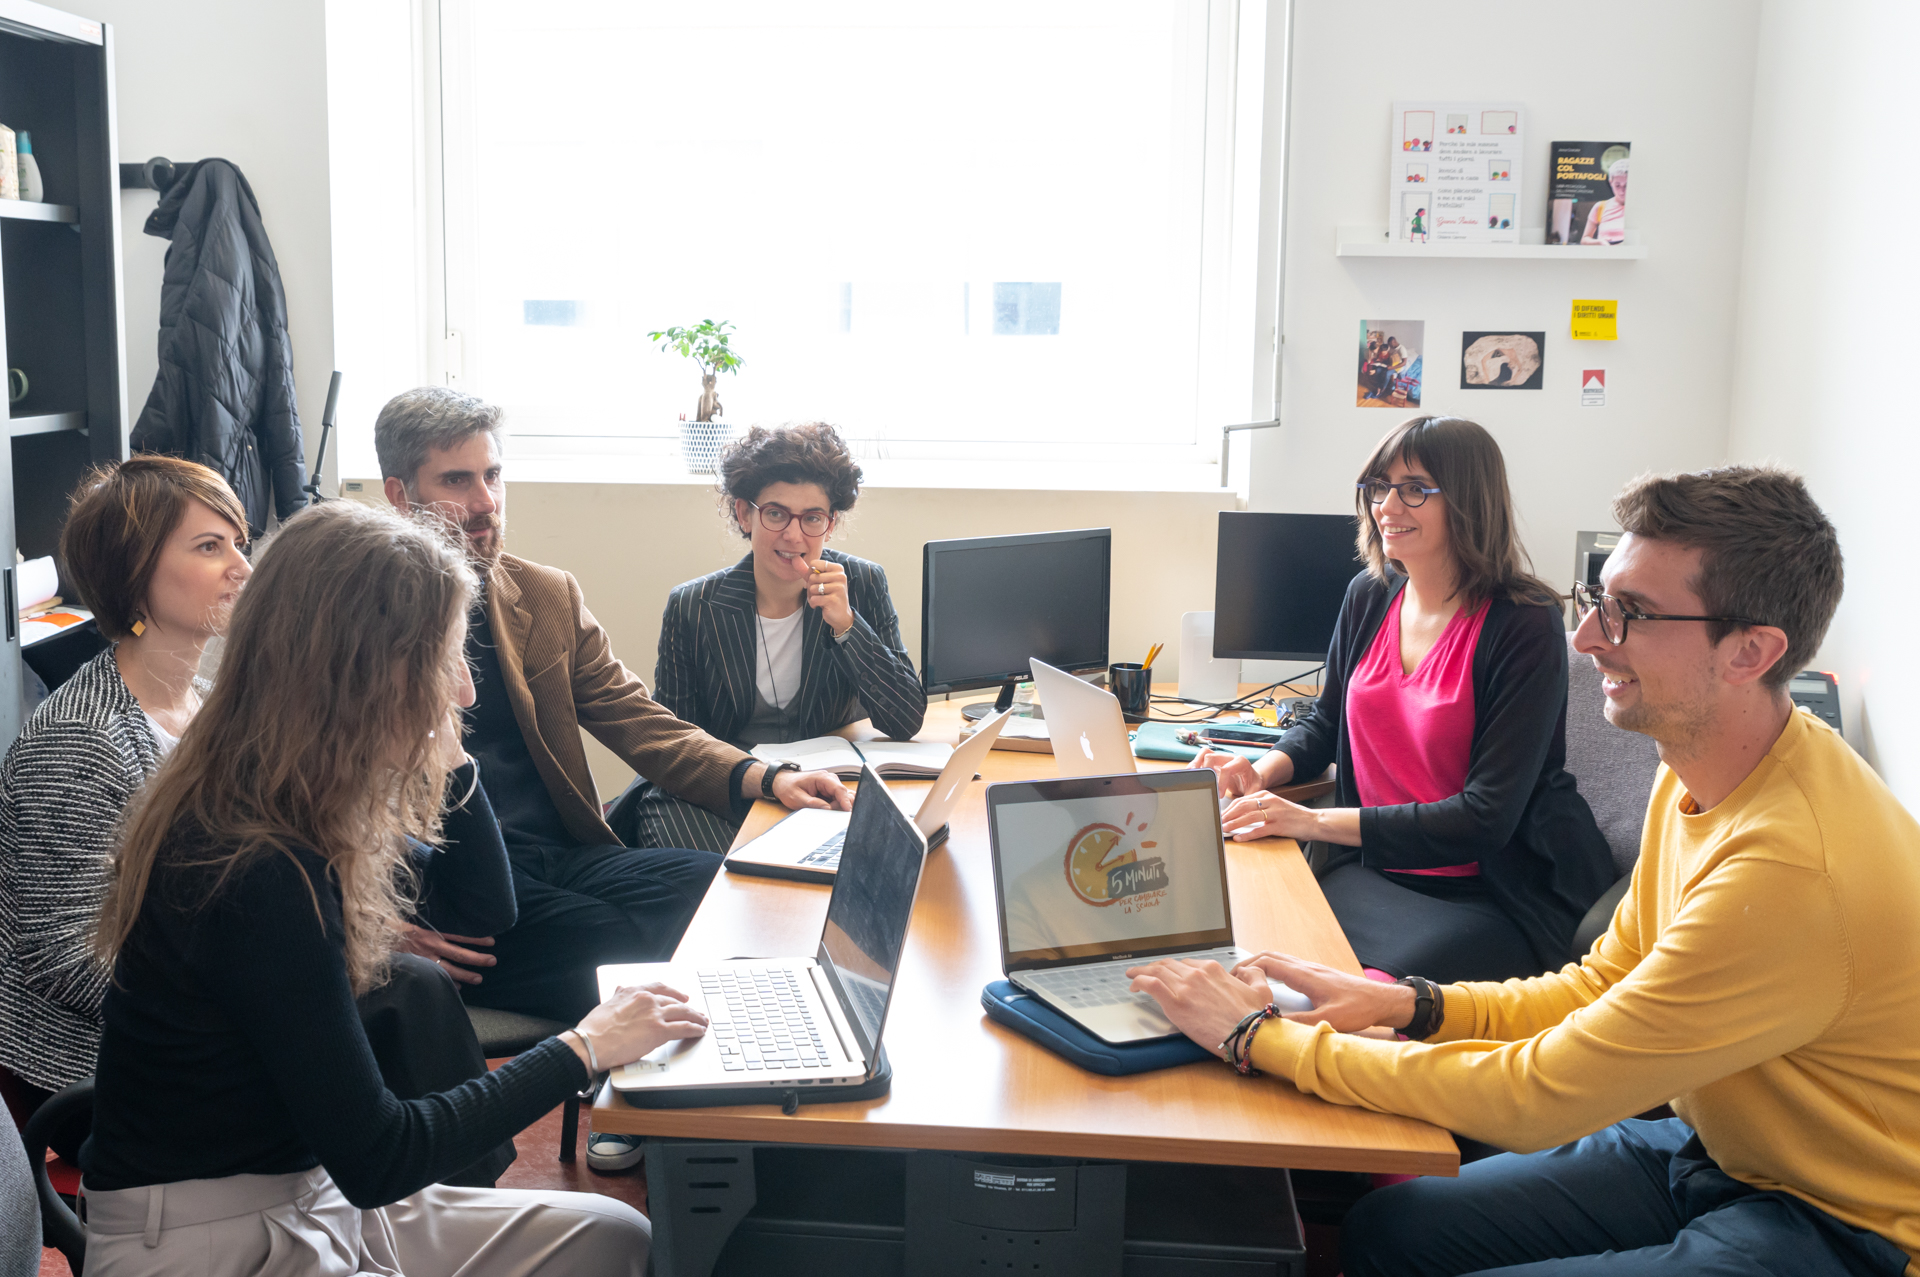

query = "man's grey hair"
[[373, 387, 504, 489]]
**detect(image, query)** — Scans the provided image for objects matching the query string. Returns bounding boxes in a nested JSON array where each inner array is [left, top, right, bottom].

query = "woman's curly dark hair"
[[717, 422, 864, 538]]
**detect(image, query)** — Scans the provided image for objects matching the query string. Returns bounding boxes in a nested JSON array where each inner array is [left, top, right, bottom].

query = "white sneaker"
[[585, 1132, 645, 1172]]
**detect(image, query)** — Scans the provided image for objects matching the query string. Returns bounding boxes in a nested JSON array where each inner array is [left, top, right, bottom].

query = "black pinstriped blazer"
[[656, 550, 926, 744]]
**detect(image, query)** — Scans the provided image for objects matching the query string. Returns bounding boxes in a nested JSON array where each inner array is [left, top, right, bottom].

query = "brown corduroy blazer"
[[485, 552, 748, 847]]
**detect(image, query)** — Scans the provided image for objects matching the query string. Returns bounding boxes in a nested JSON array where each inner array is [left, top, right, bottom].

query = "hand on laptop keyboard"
[[574, 981, 710, 1072]]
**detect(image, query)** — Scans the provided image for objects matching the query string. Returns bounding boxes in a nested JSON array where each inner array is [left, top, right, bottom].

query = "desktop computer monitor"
[[922, 528, 1111, 719], [1213, 511, 1362, 662]]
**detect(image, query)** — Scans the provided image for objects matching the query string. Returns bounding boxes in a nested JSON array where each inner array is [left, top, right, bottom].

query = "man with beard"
[[373, 389, 850, 1167], [1131, 466, 1920, 1276]]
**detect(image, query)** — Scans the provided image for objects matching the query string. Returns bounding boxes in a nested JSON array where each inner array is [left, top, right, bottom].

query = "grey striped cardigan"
[[656, 550, 926, 744], [0, 649, 162, 1092]]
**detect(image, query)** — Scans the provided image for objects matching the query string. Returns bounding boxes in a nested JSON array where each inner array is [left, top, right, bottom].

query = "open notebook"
[[750, 736, 953, 779]]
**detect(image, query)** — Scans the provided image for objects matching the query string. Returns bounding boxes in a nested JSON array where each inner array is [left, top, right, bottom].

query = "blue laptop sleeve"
[[981, 980, 1215, 1076]]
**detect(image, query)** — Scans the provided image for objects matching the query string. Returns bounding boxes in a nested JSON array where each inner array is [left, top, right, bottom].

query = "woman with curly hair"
[[610, 423, 924, 855]]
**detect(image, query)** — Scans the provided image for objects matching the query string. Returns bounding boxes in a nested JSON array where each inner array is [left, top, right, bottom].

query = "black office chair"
[[1561, 633, 1663, 963], [464, 1007, 591, 1162], [24, 1078, 91, 1275]]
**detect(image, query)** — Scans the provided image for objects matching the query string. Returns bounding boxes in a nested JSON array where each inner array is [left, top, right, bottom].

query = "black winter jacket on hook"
[[131, 158, 307, 538]]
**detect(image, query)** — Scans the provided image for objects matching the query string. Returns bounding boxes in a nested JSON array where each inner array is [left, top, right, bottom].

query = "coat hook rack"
[[117, 156, 195, 194]]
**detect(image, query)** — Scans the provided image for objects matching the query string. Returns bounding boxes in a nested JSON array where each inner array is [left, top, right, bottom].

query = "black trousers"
[[1318, 859, 1542, 983], [22, 954, 512, 1188], [461, 843, 723, 1023]]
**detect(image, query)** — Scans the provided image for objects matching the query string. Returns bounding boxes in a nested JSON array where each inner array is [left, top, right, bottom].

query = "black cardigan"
[[656, 549, 927, 744], [81, 777, 572, 1208], [1273, 571, 1614, 970]]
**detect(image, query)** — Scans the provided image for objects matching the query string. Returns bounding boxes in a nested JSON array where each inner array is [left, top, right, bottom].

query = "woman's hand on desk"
[[1222, 790, 1316, 842], [568, 982, 710, 1072], [1234, 952, 1417, 1035], [1124, 959, 1273, 1059], [1190, 748, 1293, 798]]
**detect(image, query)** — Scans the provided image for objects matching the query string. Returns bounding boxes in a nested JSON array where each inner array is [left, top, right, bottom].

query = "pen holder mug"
[[7, 369, 24, 403], [1109, 662, 1151, 721]]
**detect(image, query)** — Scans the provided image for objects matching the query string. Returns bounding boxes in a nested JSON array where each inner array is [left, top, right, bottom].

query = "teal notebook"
[[1129, 720, 1276, 763]]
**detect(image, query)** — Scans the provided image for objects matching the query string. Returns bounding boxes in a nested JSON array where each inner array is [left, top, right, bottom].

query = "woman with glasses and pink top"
[[607, 423, 925, 855], [1193, 415, 1613, 983]]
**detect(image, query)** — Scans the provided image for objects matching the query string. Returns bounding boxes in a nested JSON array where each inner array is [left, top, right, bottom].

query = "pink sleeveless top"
[[1346, 592, 1490, 876]]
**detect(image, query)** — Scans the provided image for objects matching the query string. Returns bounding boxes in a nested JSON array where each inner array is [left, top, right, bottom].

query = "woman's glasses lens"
[[756, 504, 831, 535], [1362, 480, 1431, 507]]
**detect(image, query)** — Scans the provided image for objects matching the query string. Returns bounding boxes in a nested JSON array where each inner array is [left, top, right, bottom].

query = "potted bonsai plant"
[[649, 318, 744, 473]]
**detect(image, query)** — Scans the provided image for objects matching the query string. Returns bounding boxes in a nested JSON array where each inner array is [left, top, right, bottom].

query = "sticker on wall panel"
[[1461, 331, 1545, 390], [1357, 320, 1424, 408], [1571, 299, 1617, 340], [1581, 369, 1607, 407]]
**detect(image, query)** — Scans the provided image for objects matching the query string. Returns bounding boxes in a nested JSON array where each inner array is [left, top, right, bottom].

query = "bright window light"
[[438, 0, 1223, 465]]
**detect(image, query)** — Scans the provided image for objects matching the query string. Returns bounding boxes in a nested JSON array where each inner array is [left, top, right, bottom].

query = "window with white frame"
[[420, 0, 1267, 475]]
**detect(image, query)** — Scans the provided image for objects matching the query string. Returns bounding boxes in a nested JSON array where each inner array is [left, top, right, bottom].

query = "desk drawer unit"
[[644, 1139, 1305, 1277]]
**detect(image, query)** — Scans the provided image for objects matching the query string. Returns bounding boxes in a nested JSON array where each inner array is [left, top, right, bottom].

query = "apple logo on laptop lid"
[[1079, 731, 1095, 761]]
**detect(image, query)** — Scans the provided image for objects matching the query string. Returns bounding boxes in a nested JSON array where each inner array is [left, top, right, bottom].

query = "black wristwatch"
[[1394, 975, 1443, 1041], [761, 760, 801, 799]]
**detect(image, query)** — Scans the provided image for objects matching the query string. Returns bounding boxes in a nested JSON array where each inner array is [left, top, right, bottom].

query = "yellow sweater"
[[1253, 707, 1920, 1271]]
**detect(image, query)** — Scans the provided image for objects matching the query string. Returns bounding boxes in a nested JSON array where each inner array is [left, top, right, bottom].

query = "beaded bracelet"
[[1217, 1003, 1281, 1076]]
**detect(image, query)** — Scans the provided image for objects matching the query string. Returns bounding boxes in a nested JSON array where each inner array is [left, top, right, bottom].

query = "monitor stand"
[[961, 680, 1043, 723]]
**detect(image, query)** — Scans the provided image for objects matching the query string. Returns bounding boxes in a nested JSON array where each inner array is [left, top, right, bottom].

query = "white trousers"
[[81, 1167, 649, 1277]]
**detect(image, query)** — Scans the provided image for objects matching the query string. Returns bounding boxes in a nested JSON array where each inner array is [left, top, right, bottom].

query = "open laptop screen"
[[986, 770, 1234, 967], [817, 766, 929, 1064]]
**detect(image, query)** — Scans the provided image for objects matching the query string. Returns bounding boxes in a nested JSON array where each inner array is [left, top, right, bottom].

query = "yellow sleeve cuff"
[[1429, 984, 1476, 1043]]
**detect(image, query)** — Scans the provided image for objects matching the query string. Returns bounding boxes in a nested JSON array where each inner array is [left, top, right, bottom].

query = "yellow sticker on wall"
[[1571, 299, 1617, 340]]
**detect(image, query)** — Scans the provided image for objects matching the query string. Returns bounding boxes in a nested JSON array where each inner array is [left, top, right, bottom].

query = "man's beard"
[[463, 513, 505, 569]]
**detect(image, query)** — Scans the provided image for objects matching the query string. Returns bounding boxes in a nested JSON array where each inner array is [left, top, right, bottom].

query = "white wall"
[[1256, 1, 1762, 601], [1728, 0, 1920, 799], [92, 0, 334, 483]]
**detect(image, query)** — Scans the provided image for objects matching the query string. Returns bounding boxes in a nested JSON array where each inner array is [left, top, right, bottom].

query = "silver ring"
[[817, 582, 825, 595]]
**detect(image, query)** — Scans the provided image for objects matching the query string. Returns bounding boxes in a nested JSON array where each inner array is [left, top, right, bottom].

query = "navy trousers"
[[462, 843, 722, 1023], [1343, 1118, 1910, 1276]]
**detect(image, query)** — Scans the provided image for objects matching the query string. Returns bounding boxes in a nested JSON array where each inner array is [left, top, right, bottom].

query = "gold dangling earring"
[[130, 616, 146, 637]]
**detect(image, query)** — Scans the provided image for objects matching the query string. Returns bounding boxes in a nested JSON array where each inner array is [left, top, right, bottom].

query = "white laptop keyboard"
[[797, 830, 846, 870], [1021, 948, 1243, 1010], [699, 967, 830, 1073]]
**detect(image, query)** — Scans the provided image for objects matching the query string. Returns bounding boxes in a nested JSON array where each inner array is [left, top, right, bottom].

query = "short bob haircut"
[[716, 423, 863, 538], [1354, 415, 1555, 608], [1611, 465, 1842, 691], [60, 456, 250, 640]]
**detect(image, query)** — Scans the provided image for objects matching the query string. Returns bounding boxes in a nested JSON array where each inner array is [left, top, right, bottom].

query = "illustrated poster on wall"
[[1357, 320, 1424, 408], [1387, 102, 1524, 244], [1461, 331, 1545, 390]]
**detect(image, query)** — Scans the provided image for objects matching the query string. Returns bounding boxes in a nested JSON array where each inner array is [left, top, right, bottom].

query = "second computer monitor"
[[921, 528, 1111, 717], [1213, 511, 1362, 662]]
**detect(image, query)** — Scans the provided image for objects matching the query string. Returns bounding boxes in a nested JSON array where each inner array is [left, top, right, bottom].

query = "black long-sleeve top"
[[1273, 571, 1614, 968], [80, 774, 582, 1208]]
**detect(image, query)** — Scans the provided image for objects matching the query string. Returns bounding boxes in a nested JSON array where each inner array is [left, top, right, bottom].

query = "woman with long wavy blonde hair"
[[83, 500, 706, 1277]]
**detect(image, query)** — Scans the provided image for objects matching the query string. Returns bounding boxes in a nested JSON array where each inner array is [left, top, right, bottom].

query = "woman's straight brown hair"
[[1354, 415, 1556, 608], [95, 500, 479, 995]]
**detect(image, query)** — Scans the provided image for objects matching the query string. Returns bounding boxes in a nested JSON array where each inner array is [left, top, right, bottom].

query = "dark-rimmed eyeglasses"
[[747, 499, 834, 536], [1359, 479, 1442, 507], [1571, 581, 1769, 646]]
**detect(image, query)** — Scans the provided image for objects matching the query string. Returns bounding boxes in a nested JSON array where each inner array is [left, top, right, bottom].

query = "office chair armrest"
[[24, 1077, 91, 1272], [1569, 876, 1632, 963]]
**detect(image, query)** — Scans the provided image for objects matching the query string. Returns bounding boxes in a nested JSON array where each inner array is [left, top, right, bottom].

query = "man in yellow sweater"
[[1132, 466, 1918, 1276]]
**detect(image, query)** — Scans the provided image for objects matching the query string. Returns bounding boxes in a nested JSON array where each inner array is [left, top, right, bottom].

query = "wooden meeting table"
[[592, 686, 1457, 1271]]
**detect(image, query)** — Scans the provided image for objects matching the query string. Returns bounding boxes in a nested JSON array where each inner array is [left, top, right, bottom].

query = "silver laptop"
[[1028, 657, 1137, 777], [725, 710, 1013, 883], [985, 768, 1309, 1045], [599, 763, 929, 1095]]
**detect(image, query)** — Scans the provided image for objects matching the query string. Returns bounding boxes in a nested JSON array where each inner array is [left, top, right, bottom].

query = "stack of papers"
[[750, 736, 953, 779]]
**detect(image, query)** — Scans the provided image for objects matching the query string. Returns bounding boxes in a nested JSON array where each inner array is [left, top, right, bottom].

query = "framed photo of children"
[[1460, 331, 1544, 390], [1357, 320, 1424, 408]]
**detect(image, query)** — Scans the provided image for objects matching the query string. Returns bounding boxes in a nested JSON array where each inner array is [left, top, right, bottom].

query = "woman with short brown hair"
[[1196, 416, 1614, 982]]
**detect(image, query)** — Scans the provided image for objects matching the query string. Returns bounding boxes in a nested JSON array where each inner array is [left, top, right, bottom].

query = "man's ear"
[[384, 476, 410, 510], [1722, 625, 1793, 689]]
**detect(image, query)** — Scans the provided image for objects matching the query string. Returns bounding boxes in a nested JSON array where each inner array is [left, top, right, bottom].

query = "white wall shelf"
[[0, 200, 79, 224], [1336, 224, 1647, 260]]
